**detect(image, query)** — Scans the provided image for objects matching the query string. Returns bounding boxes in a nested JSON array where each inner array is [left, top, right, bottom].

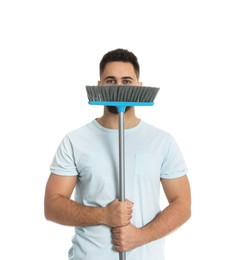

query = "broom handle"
[[118, 111, 126, 260], [119, 111, 125, 201]]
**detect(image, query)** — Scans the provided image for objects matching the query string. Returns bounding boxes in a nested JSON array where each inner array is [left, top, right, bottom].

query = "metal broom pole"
[[118, 109, 126, 260]]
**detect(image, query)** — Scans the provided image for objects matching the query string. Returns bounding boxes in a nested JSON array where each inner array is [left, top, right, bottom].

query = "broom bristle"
[[86, 85, 160, 102]]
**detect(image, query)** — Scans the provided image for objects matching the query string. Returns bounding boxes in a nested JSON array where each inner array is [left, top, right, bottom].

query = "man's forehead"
[[102, 62, 136, 77]]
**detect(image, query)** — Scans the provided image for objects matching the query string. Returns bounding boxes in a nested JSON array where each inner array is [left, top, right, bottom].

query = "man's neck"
[[96, 107, 140, 129]]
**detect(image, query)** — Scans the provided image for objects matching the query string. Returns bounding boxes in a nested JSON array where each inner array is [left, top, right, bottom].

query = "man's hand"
[[111, 223, 143, 252], [104, 199, 133, 227]]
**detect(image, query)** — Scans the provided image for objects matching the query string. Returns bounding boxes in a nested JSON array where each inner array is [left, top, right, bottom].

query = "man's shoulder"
[[66, 120, 95, 139], [141, 120, 171, 137]]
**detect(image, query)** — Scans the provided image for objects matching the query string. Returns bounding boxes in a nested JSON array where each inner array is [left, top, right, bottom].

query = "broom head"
[[86, 85, 160, 105]]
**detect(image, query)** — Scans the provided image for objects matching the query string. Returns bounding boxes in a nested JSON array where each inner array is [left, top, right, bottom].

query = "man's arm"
[[44, 173, 133, 227], [112, 175, 191, 251]]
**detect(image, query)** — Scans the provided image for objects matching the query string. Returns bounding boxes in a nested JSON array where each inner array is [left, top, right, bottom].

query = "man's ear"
[[139, 81, 143, 86]]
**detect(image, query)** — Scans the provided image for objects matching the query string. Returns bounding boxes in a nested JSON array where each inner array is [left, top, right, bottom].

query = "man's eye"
[[122, 80, 132, 84], [106, 79, 116, 84]]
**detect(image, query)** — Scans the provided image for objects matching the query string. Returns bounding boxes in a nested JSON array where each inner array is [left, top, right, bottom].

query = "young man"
[[44, 48, 191, 260]]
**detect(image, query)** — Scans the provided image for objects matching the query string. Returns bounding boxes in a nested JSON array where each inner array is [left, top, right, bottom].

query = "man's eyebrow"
[[104, 76, 116, 80], [122, 76, 133, 80], [103, 76, 134, 80]]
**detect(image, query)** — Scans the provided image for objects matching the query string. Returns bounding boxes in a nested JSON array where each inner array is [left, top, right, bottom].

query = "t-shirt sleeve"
[[50, 135, 78, 176], [160, 134, 188, 179]]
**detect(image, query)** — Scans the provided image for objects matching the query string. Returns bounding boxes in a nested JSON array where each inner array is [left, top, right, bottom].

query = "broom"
[[86, 85, 160, 260]]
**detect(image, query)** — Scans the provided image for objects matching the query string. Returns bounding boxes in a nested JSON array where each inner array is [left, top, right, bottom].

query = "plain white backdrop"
[[0, 0, 238, 259]]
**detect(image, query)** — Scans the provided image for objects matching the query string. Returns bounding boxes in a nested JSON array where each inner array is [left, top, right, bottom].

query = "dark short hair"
[[99, 48, 140, 79]]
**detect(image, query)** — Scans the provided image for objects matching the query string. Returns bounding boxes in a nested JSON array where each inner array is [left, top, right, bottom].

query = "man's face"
[[98, 62, 142, 114]]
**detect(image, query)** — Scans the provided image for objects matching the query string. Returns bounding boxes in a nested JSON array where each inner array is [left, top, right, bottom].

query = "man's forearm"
[[140, 199, 191, 244], [44, 195, 106, 226], [44, 196, 133, 227]]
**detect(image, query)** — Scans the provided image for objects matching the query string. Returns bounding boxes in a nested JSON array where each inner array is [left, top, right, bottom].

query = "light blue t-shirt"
[[50, 120, 187, 260]]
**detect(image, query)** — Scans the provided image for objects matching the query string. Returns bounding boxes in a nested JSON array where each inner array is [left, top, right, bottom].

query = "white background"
[[0, 0, 238, 259]]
